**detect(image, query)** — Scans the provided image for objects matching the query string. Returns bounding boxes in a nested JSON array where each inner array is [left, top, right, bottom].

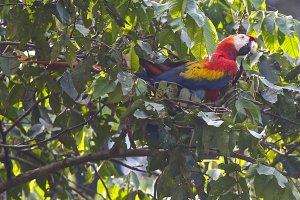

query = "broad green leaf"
[[93, 76, 117, 98], [133, 109, 149, 119], [263, 12, 276, 34], [50, 42, 63, 62], [203, 17, 218, 56], [279, 33, 299, 59], [59, 72, 79, 100], [0, 54, 19, 75], [209, 176, 236, 196], [8, 84, 25, 105], [128, 43, 139, 72], [262, 27, 280, 53], [186, 16, 207, 59], [235, 96, 262, 124], [180, 28, 191, 48], [217, 130, 230, 156], [117, 71, 135, 95], [185, 0, 205, 27], [65, 41, 77, 67], [219, 163, 241, 174], [169, 0, 187, 18], [294, 20, 300, 39], [258, 57, 281, 84], [55, 1, 71, 24], [75, 24, 89, 36], [250, 0, 266, 10], [275, 15, 294, 36], [27, 124, 45, 138]]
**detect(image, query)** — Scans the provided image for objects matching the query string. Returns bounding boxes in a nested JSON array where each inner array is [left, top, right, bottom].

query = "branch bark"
[[0, 146, 257, 193], [0, 148, 166, 193]]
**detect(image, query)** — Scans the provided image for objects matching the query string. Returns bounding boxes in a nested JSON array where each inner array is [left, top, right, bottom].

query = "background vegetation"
[[0, 0, 300, 199]]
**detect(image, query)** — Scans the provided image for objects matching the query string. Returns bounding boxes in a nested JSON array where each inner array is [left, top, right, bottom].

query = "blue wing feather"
[[154, 66, 232, 90]]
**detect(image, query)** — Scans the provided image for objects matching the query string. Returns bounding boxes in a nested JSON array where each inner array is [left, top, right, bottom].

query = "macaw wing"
[[155, 59, 233, 90], [155, 67, 232, 90]]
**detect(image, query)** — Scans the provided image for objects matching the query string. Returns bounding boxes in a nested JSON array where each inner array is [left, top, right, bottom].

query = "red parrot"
[[138, 34, 257, 100]]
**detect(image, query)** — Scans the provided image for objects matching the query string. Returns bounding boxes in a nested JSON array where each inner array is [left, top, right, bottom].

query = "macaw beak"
[[237, 36, 257, 56]]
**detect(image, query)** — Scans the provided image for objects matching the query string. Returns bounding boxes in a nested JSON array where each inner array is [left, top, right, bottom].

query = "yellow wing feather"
[[179, 61, 225, 81]]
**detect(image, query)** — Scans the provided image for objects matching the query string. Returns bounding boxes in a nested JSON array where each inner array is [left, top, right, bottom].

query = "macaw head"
[[216, 34, 257, 59]]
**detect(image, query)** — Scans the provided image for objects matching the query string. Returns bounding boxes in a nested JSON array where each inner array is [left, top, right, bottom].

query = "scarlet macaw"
[[138, 34, 257, 100]]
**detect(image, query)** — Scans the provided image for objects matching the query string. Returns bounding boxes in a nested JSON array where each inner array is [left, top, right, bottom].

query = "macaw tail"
[[139, 58, 187, 78]]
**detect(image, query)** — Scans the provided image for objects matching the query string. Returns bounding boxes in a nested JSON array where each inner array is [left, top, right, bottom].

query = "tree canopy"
[[0, 0, 300, 199]]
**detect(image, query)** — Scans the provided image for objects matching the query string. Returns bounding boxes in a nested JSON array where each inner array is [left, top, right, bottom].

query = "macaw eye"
[[240, 35, 245, 39]]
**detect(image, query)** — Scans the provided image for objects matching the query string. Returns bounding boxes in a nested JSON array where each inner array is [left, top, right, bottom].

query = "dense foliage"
[[0, 0, 300, 199]]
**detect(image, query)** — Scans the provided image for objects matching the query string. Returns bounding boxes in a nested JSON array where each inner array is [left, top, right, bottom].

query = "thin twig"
[[91, 164, 112, 200], [69, 14, 78, 38], [262, 109, 300, 126], [66, 177, 105, 199], [0, 108, 103, 150], [68, 185, 90, 200], [0, 154, 37, 168], [109, 159, 160, 176], [4, 95, 50, 135]]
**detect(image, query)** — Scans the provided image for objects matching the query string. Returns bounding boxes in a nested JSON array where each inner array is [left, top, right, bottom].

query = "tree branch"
[[0, 3, 29, 7], [0, 148, 166, 193]]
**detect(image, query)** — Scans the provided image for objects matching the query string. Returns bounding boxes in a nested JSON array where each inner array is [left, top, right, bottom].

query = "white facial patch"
[[233, 34, 250, 51], [250, 41, 258, 53]]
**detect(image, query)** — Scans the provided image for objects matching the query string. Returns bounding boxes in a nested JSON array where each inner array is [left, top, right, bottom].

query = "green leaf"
[[235, 96, 262, 124], [65, 41, 77, 67], [294, 20, 300, 39], [75, 24, 89, 36], [275, 15, 294, 36], [27, 124, 45, 138], [128, 43, 139, 72], [185, 0, 205, 27], [117, 72, 135, 95], [186, 16, 207, 59], [262, 28, 280, 53], [258, 57, 281, 84], [8, 84, 25, 105], [250, 0, 265, 10], [0, 54, 19, 75], [203, 17, 218, 56], [50, 42, 63, 62], [59, 72, 79, 100], [279, 33, 299, 59], [209, 176, 236, 196], [55, 1, 71, 24], [219, 163, 241, 174], [263, 12, 276, 34], [93, 76, 116, 98], [169, 0, 187, 18]]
